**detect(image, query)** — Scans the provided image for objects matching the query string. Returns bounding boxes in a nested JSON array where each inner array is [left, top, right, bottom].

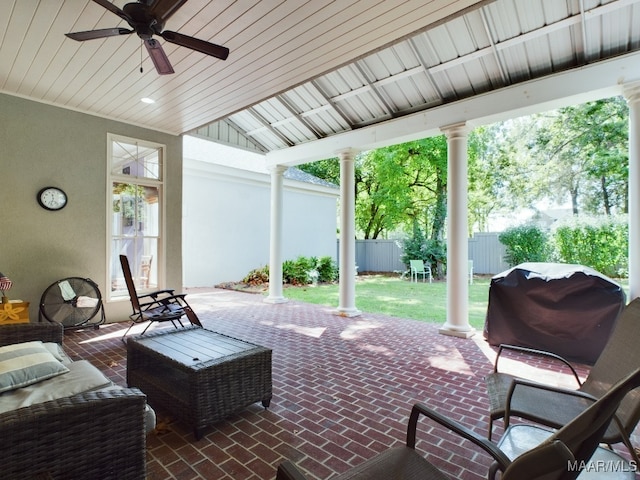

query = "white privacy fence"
[[338, 233, 509, 275]]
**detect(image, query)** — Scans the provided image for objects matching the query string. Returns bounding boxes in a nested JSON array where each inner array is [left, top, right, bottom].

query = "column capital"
[[624, 82, 640, 104], [336, 148, 359, 161], [441, 122, 469, 139], [267, 164, 288, 175]]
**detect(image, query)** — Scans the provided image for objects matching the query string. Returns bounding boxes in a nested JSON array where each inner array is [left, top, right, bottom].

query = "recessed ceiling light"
[[141, 97, 155, 104]]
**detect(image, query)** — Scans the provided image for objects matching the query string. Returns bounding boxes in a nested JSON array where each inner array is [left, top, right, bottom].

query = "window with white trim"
[[108, 134, 164, 299]]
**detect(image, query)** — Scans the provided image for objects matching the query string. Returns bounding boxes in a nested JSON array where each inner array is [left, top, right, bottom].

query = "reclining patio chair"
[[276, 368, 640, 480], [120, 254, 201, 340], [485, 296, 640, 464]]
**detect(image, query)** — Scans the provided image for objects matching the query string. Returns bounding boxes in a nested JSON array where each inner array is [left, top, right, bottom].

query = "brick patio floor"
[[61, 288, 634, 479]]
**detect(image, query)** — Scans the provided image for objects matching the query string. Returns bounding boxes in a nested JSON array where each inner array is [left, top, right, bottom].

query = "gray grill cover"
[[483, 262, 625, 365]]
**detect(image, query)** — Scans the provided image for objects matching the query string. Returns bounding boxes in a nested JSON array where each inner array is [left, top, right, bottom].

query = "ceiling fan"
[[65, 0, 229, 75]]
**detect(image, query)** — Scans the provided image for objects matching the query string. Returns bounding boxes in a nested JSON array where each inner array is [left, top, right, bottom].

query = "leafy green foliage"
[[552, 216, 628, 277], [300, 136, 460, 242], [315, 256, 338, 283], [244, 256, 338, 286], [498, 225, 549, 266], [283, 257, 315, 285], [400, 221, 446, 275], [490, 97, 629, 216]]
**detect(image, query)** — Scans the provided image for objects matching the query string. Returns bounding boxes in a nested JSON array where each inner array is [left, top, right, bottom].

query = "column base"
[[333, 307, 362, 317], [264, 295, 288, 304], [438, 324, 476, 339]]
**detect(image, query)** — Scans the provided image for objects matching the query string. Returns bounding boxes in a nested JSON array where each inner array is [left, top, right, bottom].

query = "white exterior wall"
[[182, 147, 338, 287]]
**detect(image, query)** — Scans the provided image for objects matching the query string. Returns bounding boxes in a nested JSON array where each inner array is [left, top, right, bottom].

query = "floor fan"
[[39, 277, 105, 329]]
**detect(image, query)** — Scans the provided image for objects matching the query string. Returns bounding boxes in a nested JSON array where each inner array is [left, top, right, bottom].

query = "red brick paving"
[[60, 288, 634, 479]]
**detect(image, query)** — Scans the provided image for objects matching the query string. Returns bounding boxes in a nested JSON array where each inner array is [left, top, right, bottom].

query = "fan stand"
[[39, 277, 105, 330]]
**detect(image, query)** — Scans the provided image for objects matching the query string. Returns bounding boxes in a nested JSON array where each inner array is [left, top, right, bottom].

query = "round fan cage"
[[39, 277, 105, 329]]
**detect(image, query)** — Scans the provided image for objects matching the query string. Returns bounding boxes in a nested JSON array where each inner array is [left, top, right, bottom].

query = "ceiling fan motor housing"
[[123, 2, 165, 39]]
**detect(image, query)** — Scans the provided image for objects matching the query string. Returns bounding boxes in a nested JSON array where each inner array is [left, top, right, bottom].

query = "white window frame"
[[107, 133, 166, 301]]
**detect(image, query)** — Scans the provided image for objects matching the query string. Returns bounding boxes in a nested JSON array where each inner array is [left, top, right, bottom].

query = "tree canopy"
[[299, 96, 629, 240]]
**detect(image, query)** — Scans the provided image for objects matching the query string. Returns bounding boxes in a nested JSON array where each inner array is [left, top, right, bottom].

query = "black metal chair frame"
[[119, 254, 201, 340]]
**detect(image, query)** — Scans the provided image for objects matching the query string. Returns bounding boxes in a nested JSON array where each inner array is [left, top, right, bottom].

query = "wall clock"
[[37, 187, 67, 211]]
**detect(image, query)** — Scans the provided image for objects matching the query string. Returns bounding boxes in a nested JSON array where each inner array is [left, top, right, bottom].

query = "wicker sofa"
[[0, 323, 151, 480]]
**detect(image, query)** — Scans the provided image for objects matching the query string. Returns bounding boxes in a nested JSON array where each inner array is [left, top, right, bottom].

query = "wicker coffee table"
[[126, 326, 272, 439]]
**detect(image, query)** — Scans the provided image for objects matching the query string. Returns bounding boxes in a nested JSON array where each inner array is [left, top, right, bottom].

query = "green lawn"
[[281, 274, 630, 330], [282, 274, 492, 330]]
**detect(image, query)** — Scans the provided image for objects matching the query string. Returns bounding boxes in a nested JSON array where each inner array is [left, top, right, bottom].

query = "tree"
[[299, 97, 630, 243], [300, 138, 452, 241], [297, 157, 341, 185], [527, 97, 629, 215]]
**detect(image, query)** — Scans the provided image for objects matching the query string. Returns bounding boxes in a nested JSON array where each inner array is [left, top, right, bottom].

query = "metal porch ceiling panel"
[[229, 110, 289, 151], [216, 0, 640, 154], [249, 97, 321, 147], [283, 85, 352, 135]]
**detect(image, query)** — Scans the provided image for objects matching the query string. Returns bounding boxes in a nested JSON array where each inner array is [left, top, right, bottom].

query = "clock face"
[[37, 187, 67, 211]]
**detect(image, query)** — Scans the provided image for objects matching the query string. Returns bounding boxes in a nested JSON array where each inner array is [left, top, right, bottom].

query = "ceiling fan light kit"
[[65, 0, 229, 75]]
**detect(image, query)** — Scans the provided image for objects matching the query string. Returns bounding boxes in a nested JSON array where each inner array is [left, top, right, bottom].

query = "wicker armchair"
[[0, 323, 148, 480]]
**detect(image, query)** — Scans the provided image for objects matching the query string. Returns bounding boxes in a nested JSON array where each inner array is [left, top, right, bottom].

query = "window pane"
[[110, 140, 161, 180], [111, 239, 158, 293], [112, 183, 159, 236], [140, 186, 159, 236]]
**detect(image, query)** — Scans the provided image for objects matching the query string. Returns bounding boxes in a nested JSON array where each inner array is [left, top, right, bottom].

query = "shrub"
[[283, 256, 316, 285], [498, 224, 549, 266], [316, 256, 338, 283], [399, 222, 446, 275], [243, 265, 269, 285], [243, 256, 338, 286], [552, 215, 628, 277]]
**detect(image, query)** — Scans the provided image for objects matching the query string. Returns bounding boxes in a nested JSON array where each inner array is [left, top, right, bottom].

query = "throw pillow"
[[0, 341, 70, 393]]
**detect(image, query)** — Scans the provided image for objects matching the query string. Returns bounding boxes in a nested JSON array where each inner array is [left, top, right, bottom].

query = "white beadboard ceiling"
[[3, 0, 640, 158], [0, 0, 487, 135]]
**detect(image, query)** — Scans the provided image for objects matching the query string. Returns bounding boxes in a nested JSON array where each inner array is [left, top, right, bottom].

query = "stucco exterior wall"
[[182, 156, 338, 287]]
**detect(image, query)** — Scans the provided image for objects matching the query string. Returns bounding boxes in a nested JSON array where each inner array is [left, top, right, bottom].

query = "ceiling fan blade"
[[160, 30, 229, 60], [91, 0, 132, 23], [144, 38, 175, 75], [148, 0, 189, 23], [66, 28, 133, 41]]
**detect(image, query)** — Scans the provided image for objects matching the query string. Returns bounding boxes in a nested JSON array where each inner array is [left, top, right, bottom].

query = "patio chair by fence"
[[276, 367, 640, 480], [485, 296, 640, 465], [409, 260, 432, 283]]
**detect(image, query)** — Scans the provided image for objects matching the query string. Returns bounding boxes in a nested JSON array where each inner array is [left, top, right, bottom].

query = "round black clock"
[[37, 187, 68, 211]]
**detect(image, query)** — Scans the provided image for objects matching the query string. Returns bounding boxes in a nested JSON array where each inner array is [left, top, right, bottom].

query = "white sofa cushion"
[[0, 341, 69, 393], [0, 359, 111, 413]]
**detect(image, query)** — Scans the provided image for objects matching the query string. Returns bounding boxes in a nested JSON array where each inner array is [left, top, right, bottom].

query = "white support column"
[[265, 165, 288, 304], [439, 123, 475, 338], [336, 149, 361, 317], [625, 84, 640, 301]]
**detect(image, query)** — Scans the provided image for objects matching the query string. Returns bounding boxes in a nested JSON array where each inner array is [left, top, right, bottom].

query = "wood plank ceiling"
[[0, 0, 486, 135], [2, 0, 640, 156]]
